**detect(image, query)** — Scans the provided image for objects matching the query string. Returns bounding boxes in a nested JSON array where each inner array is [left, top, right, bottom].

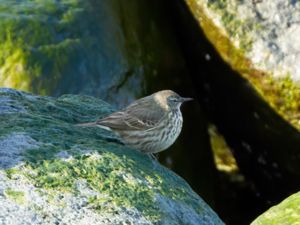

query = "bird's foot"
[[148, 153, 159, 161]]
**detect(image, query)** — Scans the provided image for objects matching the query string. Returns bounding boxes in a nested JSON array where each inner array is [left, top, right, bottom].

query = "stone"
[[184, 0, 300, 129], [0, 0, 186, 106], [171, 0, 300, 223], [251, 191, 300, 225], [0, 88, 224, 225]]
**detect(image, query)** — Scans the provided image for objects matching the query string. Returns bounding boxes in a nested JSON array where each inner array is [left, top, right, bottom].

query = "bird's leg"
[[148, 153, 159, 161], [147, 153, 160, 170]]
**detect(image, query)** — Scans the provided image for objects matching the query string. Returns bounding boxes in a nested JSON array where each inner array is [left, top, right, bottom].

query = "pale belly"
[[152, 119, 183, 153], [119, 111, 183, 154]]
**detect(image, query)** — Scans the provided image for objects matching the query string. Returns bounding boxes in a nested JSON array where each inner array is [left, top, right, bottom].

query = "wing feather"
[[96, 96, 165, 130]]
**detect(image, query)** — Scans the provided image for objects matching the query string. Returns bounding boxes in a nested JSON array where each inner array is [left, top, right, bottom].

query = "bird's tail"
[[75, 122, 98, 127], [75, 122, 111, 131]]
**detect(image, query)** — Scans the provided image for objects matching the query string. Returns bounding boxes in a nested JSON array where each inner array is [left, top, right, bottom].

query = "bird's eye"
[[169, 97, 177, 102]]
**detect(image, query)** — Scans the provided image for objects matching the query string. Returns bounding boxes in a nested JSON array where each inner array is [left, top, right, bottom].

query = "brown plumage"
[[77, 90, 192, 154]]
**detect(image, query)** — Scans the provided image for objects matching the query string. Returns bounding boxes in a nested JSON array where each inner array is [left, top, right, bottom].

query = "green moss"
[[0, 0, 186, 102], [206, 0, 255, 51], [5, 168, 20, 179], [22, 149, 198, 221], [0, 0, 85, 95], [4, 188, 25, 204], [262, 75, 300, 127], [251, 192, 300, 225]]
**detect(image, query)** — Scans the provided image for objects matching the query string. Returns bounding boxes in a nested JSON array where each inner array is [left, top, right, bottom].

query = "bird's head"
[[153, 90, 193, 110]]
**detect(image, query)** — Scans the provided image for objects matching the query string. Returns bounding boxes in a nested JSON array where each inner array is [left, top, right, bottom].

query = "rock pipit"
[[78, 90, 192, 154]]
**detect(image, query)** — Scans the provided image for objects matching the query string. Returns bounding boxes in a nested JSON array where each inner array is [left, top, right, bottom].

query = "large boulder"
[[0, 0, 185, 105], [0, 88, 224, 225], [184, 0, 300, 128]]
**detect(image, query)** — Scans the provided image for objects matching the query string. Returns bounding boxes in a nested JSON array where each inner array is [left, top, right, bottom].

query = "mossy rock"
[[0, 88, 224, 225], [0, 0, 186, 105], [251, 191, 300, 225], [184, 0, 300, 130]]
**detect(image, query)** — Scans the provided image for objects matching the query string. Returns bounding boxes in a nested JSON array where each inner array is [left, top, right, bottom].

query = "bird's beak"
[[180, 97, 193, 102]]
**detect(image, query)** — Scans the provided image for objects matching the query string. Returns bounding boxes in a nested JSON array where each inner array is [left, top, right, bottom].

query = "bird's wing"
[[96, 96, 165, 130]]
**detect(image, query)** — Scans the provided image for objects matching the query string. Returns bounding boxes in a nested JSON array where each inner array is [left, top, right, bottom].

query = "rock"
[[170, 0, 300, 223], [0, 88, 224, 225], [0, 0, 186, 106], [183, 0, 300, 129], [251, 191, 300, 225]]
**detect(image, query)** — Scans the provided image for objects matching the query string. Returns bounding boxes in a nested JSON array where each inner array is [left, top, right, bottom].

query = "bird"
[[77, 90, 193, 154]]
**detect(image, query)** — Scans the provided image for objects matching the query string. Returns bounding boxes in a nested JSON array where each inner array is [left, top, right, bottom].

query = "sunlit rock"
[[251, 191, 300, 225], [0, 88, 224, 225], [185, 0, 300, 128]]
